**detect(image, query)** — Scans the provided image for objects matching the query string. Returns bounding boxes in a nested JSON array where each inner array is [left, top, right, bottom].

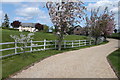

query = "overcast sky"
[[0, 0, 119, 28]]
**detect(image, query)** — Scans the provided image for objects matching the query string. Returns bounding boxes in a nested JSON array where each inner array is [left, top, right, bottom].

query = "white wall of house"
[[19, 26, 38, 32]]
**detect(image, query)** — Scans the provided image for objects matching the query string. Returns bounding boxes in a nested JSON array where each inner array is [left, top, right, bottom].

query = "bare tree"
[[46, 0, 86, 50]]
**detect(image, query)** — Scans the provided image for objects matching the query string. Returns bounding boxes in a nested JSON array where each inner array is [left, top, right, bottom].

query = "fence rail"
[[0, 39, 96, 58]]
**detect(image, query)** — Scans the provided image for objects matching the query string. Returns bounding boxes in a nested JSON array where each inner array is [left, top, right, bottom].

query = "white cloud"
[[1, 0, 25, 2], [16, 7, 40, 17], [14, 16, 33, 21], [87, 0, 119, 26], [87, 0, 118, 13], [2, 0, 119, 2], [1, 0, 60, 2], [0, 10, 3, 20], [14, 4, 53, 26], [0, 10, 5, 25], [110, 7, 118, 13], [0, 10, 5, 20], [15, 6, 42, 21]]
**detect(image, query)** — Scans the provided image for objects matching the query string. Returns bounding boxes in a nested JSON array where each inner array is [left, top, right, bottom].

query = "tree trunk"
[[95, 37, 98, 45], [103, 35, 107, 42], [58, 39, 62, 51], [57, 34, 63, 51]]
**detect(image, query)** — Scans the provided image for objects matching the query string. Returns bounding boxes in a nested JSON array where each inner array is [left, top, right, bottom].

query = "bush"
[[107, 33, 120, 40], [2, 27, 19, 31]]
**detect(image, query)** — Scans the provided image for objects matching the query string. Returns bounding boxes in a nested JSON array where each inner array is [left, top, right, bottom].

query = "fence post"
[[79, 40, 80, 46], [64, 40, 66, 48], [89, 40, 91, 45], [85, 40, 86, 46], [55, 40, 57, 49], [15, 41, 17, 54], [30, 40, 33, 52], [44, 39, 46, 50], [72, 40, 74, 48]]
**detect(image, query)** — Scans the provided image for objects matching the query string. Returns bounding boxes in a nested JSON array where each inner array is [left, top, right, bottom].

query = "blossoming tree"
[[85, 7, 115, 44], [46, 0, 86, 50], [10, 33, 34, 56], [99, 7, 115, 41]]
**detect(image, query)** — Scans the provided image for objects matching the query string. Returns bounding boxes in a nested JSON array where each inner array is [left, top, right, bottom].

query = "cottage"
[[19, 23, 38, 32], [73, 25, 83, 35]]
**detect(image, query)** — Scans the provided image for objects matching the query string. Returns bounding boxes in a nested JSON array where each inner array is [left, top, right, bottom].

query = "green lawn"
[[1, 29, 108, 79], [107, 48, 120, 78], [2, 42, 108, 80], [1, 29, 88, 56], [2, 29, 87, 42], [1, 29, 88, 79]]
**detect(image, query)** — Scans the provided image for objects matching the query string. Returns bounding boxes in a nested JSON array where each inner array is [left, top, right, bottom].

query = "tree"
[[35, 23, 44, 31], [43, 25, 49, 32], [2, 14, 10, 28], [86, 7, 115, 44], [11, 21, 21, 28], [99, 7, 115, 41], [114, 29, 117, 33], [46, 0, 86, 50], [82, 26, 89, 36], [10, 33, 34, 58], [87, 8, 102, 44], [66, 27, 74, 35], [49, 26, 55, 33]]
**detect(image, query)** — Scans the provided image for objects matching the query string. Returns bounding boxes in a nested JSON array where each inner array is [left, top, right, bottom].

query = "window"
[[76, 28, 79, 31]]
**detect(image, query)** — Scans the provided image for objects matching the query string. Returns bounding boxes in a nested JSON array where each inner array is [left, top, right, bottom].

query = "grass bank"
[[1, 29, 88, 56], [2, 40, 108, 79], [2, 29, 87, 42], [1, 29, 108, 79], [107, 48, 120, 78], [1, 29, 88, 79]]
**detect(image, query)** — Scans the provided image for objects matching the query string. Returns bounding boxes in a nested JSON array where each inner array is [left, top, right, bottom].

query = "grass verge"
[[107, 48, 120, 78]]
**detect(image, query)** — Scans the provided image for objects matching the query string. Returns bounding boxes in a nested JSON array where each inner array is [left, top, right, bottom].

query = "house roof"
[[74, 25, 82, 29], [21, 23, 36, 27]]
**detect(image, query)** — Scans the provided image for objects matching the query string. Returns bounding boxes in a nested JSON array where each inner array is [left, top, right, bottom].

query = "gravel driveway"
[[12, 39, 119, 78]]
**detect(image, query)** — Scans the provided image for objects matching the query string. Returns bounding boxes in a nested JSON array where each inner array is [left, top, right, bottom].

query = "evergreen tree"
[[2, 14, 9, 28]]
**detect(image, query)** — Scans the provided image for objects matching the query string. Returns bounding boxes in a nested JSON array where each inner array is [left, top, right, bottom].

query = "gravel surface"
[[12, 39, 119, 78]]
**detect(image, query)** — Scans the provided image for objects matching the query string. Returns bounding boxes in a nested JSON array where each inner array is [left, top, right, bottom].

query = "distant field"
[[1, 29, 88, 42]]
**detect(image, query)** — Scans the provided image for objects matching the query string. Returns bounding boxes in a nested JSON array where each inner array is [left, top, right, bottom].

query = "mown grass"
[[1, 29, 88, 56], [107, 48, 120, 78], [2, 41, 108, 80], [1, 29, 108, 79], [2, 29, 87, 42], [1, 29, 88, 79]]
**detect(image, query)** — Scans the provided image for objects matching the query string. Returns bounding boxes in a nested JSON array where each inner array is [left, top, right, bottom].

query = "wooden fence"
[[0, 39, 96, 58]]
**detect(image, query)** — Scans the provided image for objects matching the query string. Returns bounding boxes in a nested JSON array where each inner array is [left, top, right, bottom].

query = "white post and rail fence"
[[0, 39, 98, 59]]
